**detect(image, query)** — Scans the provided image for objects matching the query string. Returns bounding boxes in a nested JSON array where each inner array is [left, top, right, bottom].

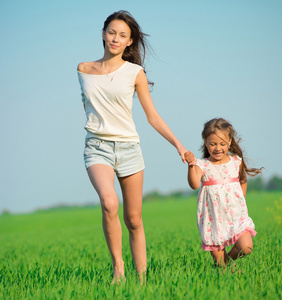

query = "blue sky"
[[1, 0, 281, 213]]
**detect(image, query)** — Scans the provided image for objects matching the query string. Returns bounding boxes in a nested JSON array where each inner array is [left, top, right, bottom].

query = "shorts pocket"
[[85, 138, 101, 149], [129, 142, 140, 147]]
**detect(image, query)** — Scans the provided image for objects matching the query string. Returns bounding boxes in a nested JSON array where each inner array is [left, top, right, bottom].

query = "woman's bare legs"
[[118, 171, 146, 283], [87, 164, 125, 283], [228, 232, 253, 260]]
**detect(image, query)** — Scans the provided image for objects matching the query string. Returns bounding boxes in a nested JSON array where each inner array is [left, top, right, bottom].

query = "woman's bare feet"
[[111, 262, 126, 285], [138, 271, 146, 285], [111, 274, 126, 285]]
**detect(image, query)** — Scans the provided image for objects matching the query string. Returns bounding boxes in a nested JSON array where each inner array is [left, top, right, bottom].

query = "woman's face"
[[103, 20, 132, 56]]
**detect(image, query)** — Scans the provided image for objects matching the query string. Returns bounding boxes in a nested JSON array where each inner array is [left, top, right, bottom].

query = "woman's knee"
[[100, 193, 119, 216], [124, 214, 143, 232]]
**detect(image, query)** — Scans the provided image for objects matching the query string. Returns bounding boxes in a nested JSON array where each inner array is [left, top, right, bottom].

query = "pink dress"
[[196, 155, 256, 251]]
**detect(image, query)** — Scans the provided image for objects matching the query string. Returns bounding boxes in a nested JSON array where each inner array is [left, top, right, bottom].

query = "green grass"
[[0, 191, 281, 299]]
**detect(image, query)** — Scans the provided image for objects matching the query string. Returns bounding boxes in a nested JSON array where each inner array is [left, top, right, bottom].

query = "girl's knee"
[[242, 245, 253, 256], [237, 232, 253, 256], [238, 242, 253, 256]]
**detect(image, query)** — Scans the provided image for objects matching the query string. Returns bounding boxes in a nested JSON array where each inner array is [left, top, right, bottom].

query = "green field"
[[0, 191, 281, 299]]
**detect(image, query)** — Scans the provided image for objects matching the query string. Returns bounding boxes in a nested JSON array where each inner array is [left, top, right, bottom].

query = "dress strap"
[[202, 177, 239, 186]]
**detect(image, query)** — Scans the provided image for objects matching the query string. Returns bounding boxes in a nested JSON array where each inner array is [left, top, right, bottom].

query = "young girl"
[[185, 118, 262, 268], [77, 11, 195, 283]]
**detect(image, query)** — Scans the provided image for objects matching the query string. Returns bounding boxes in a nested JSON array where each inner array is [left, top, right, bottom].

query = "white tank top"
[[78, 61, 143, 142]]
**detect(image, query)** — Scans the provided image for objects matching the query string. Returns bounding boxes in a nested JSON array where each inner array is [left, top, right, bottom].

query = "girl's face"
[[103, 20, 133, 57], [204, 131, 231, 164]]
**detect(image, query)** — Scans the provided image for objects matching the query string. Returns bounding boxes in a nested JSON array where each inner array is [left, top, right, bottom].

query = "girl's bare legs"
[[210, 249, 229, 268], [228, 232, 253, 260], [118, 171, 146, 283], [211, 232, 253, 272], [87, 164, 125, 282]]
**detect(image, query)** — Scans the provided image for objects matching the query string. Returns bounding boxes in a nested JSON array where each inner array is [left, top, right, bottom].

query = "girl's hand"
[[184, 151, 196, 166]]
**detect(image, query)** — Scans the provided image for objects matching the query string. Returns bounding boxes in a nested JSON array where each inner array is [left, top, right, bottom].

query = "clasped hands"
[[184, 151, 197, 167]]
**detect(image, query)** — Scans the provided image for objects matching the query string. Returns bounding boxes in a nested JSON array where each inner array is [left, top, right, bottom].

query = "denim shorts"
[[84, 137, 145, 177]]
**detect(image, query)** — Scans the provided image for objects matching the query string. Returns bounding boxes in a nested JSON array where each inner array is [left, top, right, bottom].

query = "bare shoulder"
[[77, 62, 91, 72], [77, 61, 100, 73]]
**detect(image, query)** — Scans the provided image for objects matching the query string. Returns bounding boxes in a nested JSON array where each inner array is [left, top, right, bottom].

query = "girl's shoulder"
[[230, 155, 242, 163], [229, 155, 242, 170], [195, 158, 209, 170]]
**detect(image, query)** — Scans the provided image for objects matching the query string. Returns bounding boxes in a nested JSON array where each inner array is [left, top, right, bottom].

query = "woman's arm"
[[135, 70, 195, 164], [239, 162, 247, 197]]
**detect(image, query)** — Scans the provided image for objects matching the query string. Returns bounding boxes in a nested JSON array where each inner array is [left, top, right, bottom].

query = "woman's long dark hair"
[[102, 10, 149, 68], [200, 118, 262, 176]]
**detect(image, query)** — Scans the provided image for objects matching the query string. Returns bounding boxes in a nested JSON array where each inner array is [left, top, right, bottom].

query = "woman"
[[77, 10, 195, 283]]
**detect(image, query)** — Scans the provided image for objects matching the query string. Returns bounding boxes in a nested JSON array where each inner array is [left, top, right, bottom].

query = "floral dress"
[[196, 155, 256, 251]]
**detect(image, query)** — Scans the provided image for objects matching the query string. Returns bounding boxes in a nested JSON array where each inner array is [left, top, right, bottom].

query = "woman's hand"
[[177, 145, 190, 164]]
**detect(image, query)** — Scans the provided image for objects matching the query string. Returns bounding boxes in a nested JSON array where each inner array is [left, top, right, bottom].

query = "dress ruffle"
[[201, 227, 257, 251]]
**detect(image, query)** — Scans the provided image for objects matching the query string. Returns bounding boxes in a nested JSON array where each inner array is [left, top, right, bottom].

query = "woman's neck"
[[96, 56, 125, 74], [102, 50, 124, 63]]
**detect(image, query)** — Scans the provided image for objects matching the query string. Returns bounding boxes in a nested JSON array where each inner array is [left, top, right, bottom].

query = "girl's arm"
[[239, 162, 247, 197], [188, 166, 202, 190], [184, 151, 202, 189], [135, 70, 195, 164]]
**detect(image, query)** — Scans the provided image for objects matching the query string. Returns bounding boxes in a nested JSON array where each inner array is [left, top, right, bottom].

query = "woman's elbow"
[[146, 112, 160, 126]]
